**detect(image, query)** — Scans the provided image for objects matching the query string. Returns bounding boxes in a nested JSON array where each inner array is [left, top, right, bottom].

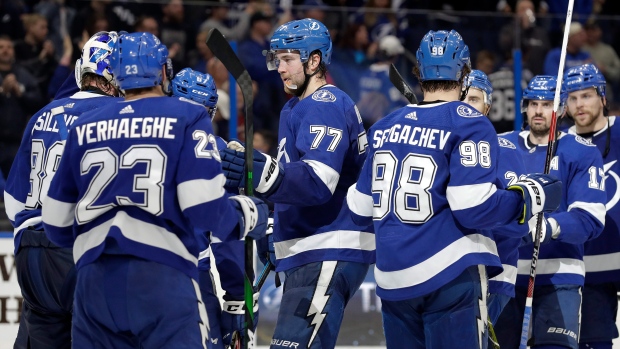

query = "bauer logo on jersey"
[[456, 105, 483, 118], [498, 137, 516, 149], [312, 89, 336, 103]]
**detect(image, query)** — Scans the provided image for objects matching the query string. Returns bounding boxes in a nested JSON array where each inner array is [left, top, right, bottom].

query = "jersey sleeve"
[[268, 102, 354, 206], [549, 144, 606, 244], [3, 123, 33, 227], [176, 112, 240, 242], [346, 144, 374, 225], [211, 239, 246, 298], [447, 118, 523, 229], [42, 133, 78, 248]]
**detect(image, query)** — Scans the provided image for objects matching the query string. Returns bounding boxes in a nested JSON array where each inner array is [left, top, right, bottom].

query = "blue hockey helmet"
[[415, 30, 471, 82], [171, 68, 218, 117], [110, 32, 170, 91], [521, 75, 567, 113], [75, 31, 120, 88], [563, 63, 606, 97], [266, 18, 332, 71], [464, 69, 493, 105]]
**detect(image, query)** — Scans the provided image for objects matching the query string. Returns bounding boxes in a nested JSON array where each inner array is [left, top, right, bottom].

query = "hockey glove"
[[256, 215, 276, 269], [508, 173, 561, 224], [229, 196, 269, 240], [521, 215, 558, 245], [221, 293, 259, 348], [220, 143, 284, 196]]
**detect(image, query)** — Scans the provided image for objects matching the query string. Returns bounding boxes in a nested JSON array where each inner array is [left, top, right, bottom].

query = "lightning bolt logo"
[[604, 160, 619, 210], [476, 265, 488, 349], [306, 261, 337, 348]]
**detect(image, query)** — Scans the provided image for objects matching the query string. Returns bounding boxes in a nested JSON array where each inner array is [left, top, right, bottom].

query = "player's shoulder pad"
[[498, 136, 516, 149], [454, 102, 484, 118]]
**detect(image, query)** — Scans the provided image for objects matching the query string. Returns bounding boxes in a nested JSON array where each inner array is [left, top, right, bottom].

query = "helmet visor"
[[264, 49, 300, 71]]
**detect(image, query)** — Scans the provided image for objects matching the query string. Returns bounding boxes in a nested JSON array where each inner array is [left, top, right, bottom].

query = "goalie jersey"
[[501, 131, 606, 287], [569, 116, 620, 284], [267, 85, 374, 272], [42, 96, 240, 280], [4, 91, 122, 253], [347, 101, 525, 301]]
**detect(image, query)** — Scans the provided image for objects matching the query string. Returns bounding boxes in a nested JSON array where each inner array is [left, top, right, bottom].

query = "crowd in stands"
[[1, 0, 620, 192]]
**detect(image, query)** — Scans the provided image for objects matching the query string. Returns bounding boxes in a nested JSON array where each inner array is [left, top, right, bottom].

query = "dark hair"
[[412, 64, 472, 93], [305, 50, 327, 79], [80, 73, 120, 96]]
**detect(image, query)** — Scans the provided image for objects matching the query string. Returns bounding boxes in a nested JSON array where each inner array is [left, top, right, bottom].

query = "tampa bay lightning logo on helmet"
[[110, 32, 169, 91], [563, 63, 606, 97], [464, 70, 493, 105], [416, 30, 470, 82], [266, 18, 332, 71], [75, 31, 120, 88], [521, 75, 567, 113]]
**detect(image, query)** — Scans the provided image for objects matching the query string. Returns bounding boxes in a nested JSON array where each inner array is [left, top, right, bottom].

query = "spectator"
[[187, 30, 213, 73], [300, 0, 329, 22], [583, 21, 620, 84], [355, 0, 398, 43], [543, 22, 593, 75], [14, 14, 58, 96], [199, 0, 255, 42], [331, 23, 373, 101], [238, 12, 287, 132], [159, 0, 195, 69], [253, 129, 277, 156], [34, 0, 76, 62], [0, 35, 43, 176], [499, 0, 550, 75], [135, 15, 159, 36], [476, 50, 498, 76]]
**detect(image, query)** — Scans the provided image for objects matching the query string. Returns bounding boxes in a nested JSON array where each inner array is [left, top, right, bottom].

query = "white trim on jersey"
[[177, 175, 226, 211], [274, 230, 375, 260], [73, 211, 198, 265], [489, 264, 518, 285], [302, 159, 340, 194], [517, 257, 585, 276], [192, 278, 209, 349], [69, 91, 110, 99], [584, 252, 620, 273], [3, 192, 24, 222], [568, 201, 606, 225], [198, 246, 211, 261], [375, 233, 498, 290], [14, 217, 42, 235], [42, 197, 76, 228], [346, 185, 373, 217], [447, 182, 498, 211]]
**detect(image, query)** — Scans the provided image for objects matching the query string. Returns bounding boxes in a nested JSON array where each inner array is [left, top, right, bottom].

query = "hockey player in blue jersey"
[[563, 64, 620, 349], [495, 75, 607, 349], [463, 70, 530, 330], [3, 31, 123, 349], [170, 67, 257, 349], [219, 19, 373, 348], [40, 32, 268, 348], [345, 30, 561, 349]]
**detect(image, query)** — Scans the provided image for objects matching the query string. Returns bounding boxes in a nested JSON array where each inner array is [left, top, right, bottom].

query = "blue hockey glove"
[[220, 142, 284, 196], [256, 216, 276, 269], [521, 215, 557, 245], [229, 196, 269, 240], [508, 173, 561, 224], [221, 293, 259, 347]]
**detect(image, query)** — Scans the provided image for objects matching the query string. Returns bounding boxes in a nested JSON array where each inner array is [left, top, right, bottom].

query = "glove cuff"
[[256, 153, 283, 195], [222, 293, 259, 314], [549, 217, 560, 239], [229, 196, 260, 239]]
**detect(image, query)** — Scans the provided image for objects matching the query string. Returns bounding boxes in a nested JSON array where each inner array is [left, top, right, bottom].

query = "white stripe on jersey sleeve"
[[73, 211, 198, 265], [446, 182, 497, 211], [274, 230, 375, 260], [4, 192, 25, 222], [302, 160, 340, 194], [517, 257, 585, 276], [346, 185, 373, 217], [199, 246, 211, 261], [374, 233, 498, 290], [584, 252, 620, 273], [42, 197, 76, 228], [489, 264, 517, 285], [177, 175, 226, 211], [15, 217, 42, 235], [568, 201, 606, 225]]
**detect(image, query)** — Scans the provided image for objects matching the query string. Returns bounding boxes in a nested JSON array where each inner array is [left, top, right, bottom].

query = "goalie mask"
[[75, 31, 120, 88]]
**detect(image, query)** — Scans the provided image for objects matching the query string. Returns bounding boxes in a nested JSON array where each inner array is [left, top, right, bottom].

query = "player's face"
[[567, 88, 604, 129], [275, 51, 305, 94], [526, 99, 554, 137], [464, 88, 489, 115]]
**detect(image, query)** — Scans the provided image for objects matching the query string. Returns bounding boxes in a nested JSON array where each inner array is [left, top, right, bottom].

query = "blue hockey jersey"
[[267, 85, 374, 272], [347, 101, 526, 301], [41, 96, 242, 280], [569, 116, 620, 284], [502, 131, 606, 287], [488, 136, 529, 297], [4, 91, 122, 253]]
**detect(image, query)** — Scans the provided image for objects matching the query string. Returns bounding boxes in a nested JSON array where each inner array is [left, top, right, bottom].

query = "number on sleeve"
[[310, 125, 343, 152], [193, 130, 221, 161], [588, 166, 605, 191], [459, 140, 492, 168]]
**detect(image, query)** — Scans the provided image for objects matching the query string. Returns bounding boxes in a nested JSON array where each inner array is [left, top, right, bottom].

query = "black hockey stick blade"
[[389, 63, 418, 104], [206, 28, 255, 349]]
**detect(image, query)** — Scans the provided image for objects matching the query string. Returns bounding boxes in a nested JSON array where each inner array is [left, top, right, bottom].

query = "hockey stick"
[[389, 63, 419, 104], [518, 2, 574, 348], [206, 28, 255, 349]]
